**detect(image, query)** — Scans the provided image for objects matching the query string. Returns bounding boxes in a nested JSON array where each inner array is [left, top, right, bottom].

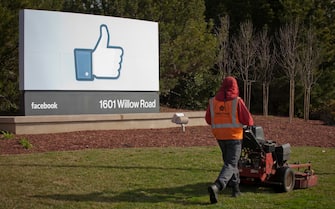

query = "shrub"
[[311, 99, 335, 125], [0, 130, 14, 139], [19, 138, 33, 149]]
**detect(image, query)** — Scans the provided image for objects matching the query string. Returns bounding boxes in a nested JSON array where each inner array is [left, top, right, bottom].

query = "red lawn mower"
[[238, 126, 318, 192]]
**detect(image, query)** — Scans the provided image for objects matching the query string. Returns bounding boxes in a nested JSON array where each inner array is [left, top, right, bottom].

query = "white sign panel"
[[19, 9, 159, 91]]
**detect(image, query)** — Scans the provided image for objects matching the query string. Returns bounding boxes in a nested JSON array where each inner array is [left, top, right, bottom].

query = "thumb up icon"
[[74, 24, 124, 81]]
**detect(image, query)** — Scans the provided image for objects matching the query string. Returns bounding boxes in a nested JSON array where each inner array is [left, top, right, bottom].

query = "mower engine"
[[238, 126, 318, 192]]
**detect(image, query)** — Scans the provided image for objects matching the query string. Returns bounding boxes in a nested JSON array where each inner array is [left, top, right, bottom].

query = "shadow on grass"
[[34, 182, 212, 206], [33, 183, 278, 206]]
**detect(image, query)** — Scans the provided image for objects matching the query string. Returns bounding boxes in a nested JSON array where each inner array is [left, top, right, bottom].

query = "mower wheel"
[[277, 167, 295, 192]]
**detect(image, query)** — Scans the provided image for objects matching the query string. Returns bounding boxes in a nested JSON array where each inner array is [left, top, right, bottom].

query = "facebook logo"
[[74, 24, 124, 81]]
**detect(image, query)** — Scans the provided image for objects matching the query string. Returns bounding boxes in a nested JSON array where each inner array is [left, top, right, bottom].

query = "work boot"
[[232, 185, 241, 197], [208, 184, 219, 204]]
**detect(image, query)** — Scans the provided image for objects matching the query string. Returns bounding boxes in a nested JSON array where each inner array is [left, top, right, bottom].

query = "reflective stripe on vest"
[[209, 97, 243, 129]]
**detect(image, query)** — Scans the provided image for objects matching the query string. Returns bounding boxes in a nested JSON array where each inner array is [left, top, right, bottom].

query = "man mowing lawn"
[[205, 76, 254, 204]]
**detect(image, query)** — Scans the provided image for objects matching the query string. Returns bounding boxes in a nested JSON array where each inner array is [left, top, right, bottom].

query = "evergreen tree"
[[158, 0, 217, 109], [0, 0, 27, 113]]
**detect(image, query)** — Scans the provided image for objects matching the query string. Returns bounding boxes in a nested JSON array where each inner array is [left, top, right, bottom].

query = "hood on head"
[[217, 76, 239, 100]]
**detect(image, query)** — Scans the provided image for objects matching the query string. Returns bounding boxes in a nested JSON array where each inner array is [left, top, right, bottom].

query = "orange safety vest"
[[209, 97, 243, 140]]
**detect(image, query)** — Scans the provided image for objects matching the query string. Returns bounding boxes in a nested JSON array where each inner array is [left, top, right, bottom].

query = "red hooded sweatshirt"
[[205, 76, 254, 126]]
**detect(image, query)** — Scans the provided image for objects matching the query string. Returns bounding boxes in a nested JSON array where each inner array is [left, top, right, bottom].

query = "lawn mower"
[[238, 126, 318, 192]]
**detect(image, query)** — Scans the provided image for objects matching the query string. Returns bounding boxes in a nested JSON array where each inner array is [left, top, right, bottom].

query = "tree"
[[308, 0, 335, 113], [299, 24, 321, 121], [0, 0, 29, 113], [214, 15, 232, 78], [231, 20, 258, 109], [205, 0, 281, 36], [277, 0, 335, 120], [256, 27, 276, 116], [277, 20, 300, 122], [156, 0, 217, 109]]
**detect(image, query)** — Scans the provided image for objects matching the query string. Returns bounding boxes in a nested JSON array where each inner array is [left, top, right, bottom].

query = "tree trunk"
[[266, 83, 270, 116], [247, 81, 252, 110], [304, 87, 311, 121], [289, 78, 295, 123], [243, 80, 248, 108], [262, 82, 269, 117]]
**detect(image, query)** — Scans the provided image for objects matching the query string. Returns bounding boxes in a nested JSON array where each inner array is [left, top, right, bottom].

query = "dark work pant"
[[215, 140, 242, 190]]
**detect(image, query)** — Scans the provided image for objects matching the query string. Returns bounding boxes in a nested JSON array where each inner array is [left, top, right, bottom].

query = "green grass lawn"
[[0, 146, 334, 209]]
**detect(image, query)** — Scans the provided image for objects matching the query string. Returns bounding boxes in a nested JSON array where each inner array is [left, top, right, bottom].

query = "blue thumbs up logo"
[[74, 24, 124, 81]]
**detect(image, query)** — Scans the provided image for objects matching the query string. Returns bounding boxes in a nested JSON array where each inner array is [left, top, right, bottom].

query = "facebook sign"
[[19, 9, 159, 115]]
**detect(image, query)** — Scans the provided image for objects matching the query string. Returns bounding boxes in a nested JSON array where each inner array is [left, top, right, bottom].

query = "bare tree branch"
[[232, 20, 258, 109], [256, 27, 276, 116], [299, 24, 322, 120], [214, 15, 232, 78], [277, 19, 300, 122]]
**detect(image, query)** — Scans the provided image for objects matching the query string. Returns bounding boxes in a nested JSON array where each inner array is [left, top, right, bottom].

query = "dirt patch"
[[0, 115, 334, 155]]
